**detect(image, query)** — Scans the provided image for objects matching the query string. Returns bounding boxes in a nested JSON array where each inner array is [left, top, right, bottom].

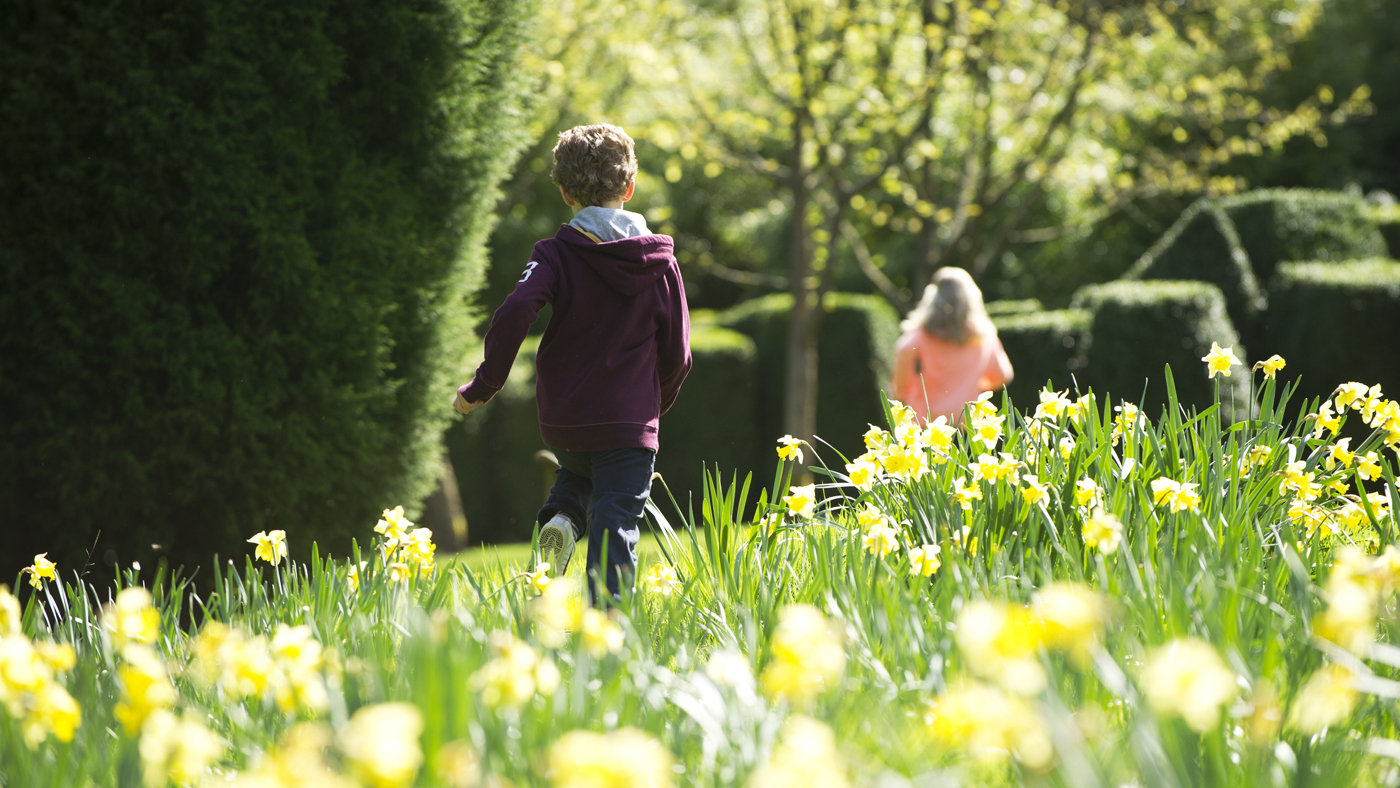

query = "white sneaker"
[[538, 514, 577, 576]]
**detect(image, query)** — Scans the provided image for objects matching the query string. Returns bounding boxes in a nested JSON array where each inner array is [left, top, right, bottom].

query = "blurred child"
[[891, 267, 1012, 424], [454, 124, 691, 600]]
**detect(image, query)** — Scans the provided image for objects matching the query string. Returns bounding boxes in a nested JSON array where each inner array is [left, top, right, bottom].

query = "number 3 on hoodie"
[[518, 261, 539, 283]]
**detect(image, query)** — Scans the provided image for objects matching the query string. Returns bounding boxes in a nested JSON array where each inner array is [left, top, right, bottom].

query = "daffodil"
[[1034, 389, 1072, 420], [580, 609, 624, 658], [845, 454, 880, 490], [113, 645, 176, 735], [1140, 638, 1237, 732], [374, 506, 414, 543], [776, 435, 804, 464], [784, 484, 817, 519], [1058, 435, 1076, 459], [1033, 582, 1106, 662], [1312, 401, 1342, 438], [746, 716, 848, 788], [908, 544, 942, 576], [642, 564, 681, 596], [855, 502, 890, 531], [1287, 664, 1358, 735], [1020, 475, 1048, 506], [968, 391, 998, 422], [471, 632, 560, 708], [1073, 477, 1101, 508], [104, 587, 160, 649], [547, 727, 675, 788], [1111, 402, 1145, 445], [954, 601, 1046, 695], [139, 709, 224, 788], [925, 682, 1053, 769], [1201, 341, 1240, 378], [247, 530, 287, 565], [761, 604, 845, 705], [340, 703, 424, 788], [1083, 509, 1124, 555], [921, 416, 957, 455], [22, 554, 57, 590], [523, 564, 552, 596], [861, 523, 899, 558], [952, 477, 982, 510], [863, 425, 890, 451], [1324, 438, 1354, 471], [1358, 451, 1384, 482], [880, 442, 928, 481], [971, 415, 1005, 451], [1259, 354, 1286, 378]]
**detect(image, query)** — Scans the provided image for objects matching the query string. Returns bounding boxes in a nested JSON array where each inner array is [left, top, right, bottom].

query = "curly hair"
[[551, 124, 638, 207]]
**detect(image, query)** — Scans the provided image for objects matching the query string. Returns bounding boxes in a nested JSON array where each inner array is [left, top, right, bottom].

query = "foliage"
[[1125, 189, 1387, 337], [0, 0, 533, 581], [1072, 281, 1248, 417], [991, 308, 1091, 409], [984, 299, 1044, 317], [7, 358, 1400, 786], [1263, 258, 1400, 407]]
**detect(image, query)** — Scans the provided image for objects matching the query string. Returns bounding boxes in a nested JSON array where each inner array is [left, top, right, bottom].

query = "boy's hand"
[[453, 392, 484, 415]]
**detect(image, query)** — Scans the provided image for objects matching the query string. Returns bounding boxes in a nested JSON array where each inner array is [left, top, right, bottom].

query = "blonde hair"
[[551, 124, 638, 207], [900, 267, 996, 344]]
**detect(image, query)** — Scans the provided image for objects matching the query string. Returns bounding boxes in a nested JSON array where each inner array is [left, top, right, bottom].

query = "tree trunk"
[[782, 111, 818, 473]]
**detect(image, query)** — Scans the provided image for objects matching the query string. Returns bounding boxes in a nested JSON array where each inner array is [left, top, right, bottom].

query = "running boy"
[[454, 124, 691, 600]]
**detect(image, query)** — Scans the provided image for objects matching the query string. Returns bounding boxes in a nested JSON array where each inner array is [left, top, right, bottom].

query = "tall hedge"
[[1263, 258, 1400, 407], [1125, 190, 1386, 342], [446, 326, 761, 544], [1071, 281, 1248, 418], [0, 0, 531, 581], [991, 309, 1092, 409], [718, 292, 899, 465]]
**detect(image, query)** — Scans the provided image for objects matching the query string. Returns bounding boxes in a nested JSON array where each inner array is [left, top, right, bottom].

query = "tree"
[[622, 0, 1365, 451]]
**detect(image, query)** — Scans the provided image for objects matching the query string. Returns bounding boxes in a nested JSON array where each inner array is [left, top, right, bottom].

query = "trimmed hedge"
[[0, 0, 532, 580], [1126, 190, 1387, 340], [985, 299, 1044, 317], [1072, 281, 1248, 417], [1263, 258, 1400, 407], [992, 309, 1092, 408], [447, 326, 762, 544], [717, 292, 900, 465]]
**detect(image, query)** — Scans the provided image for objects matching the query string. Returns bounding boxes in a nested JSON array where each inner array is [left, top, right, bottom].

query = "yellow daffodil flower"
[[1021, 475, 1049, 506], [1141, 638, 1238, 732], [952, 477, 983, 510], [340, 702, 424, 788], [784, 484, 817, 519], [1083, 509, 1124, 555], [1073, 477, 1101, 508], [1286, 664, 1358, 735], [844, 455, 880, 490], [776, 435, 804, 464], [1034, 389, 1072, 420], [1201, 342, 1241, 378], [760, 604, 845, 705], [1358, 451, 1384, 482], [547, 727, 674, 788], [1259, 354, 1286, 378], [523, 564, 552, 596], [22, 554, 57, 590], [861, 524, 899, 558], [642, 564, 681, 596], [247, 530, 287, 565], [908, 544, 941, 577], [580, 608, 624, 658]]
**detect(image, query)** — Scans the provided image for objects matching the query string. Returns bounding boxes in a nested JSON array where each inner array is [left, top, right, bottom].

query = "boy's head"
[[551, 124, 637, 207]]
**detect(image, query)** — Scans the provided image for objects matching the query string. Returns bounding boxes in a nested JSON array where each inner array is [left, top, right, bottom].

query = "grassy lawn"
[[451, 531, 668, 575]]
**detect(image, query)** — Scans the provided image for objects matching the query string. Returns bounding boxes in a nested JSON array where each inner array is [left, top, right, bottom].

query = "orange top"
[[890, 328, 1014, 424]]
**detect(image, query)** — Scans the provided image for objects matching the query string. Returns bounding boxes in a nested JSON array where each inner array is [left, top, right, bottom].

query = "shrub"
[[985, 299, 1044, 317], [1125, 189, 1387, 339], [718, 292, 900, 464], [1263, 258, 1400, 407], [0, 0, 531, 581], [1072, 281, 1248, 417], [448, 327, 762, 544], [991, 309, 1092, 409]]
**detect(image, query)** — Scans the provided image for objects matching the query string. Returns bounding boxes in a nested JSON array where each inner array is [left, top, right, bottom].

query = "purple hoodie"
[[458, 224, 691, 452]]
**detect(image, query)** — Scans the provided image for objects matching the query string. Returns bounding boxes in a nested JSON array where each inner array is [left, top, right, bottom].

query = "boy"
[[454, 124, 691, 601]]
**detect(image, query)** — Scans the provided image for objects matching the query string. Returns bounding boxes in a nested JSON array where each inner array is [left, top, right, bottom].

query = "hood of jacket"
[[556, 224, 675, 297]]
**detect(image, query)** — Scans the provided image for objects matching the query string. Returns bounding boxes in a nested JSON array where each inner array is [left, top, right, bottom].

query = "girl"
[[891, 267, 1013, 424]]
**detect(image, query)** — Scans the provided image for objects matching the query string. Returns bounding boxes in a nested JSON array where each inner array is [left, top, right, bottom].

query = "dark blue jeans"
[[538, 447, 655, 602]]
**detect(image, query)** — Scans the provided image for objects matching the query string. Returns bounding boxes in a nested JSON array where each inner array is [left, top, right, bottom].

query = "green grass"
[[451, 532, 667, 575]]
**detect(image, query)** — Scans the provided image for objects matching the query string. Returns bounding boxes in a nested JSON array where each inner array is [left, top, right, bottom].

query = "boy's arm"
[[457, 252, 558, 406], [657, 265, 692, 416]]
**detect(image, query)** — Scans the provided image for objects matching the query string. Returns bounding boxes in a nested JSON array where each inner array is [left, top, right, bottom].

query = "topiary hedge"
[[1125, 190, 1387, 343], [718, 292, 900, 464], [1071, 281, 1248, 417], [985, 299, 1044, 318], [1263, 258, 1400, 408], [992, 309, 1092, 409], [0, 0, 531, 581]]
